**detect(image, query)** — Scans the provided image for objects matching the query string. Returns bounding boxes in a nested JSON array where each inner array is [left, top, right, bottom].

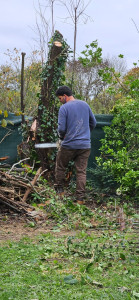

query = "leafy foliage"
[[72, 41, 127, 113], [77, 44, 139, 199], [96, 97, 139, 199], [87, 166, 118, 194], [79, 41, 102, 67], [123, 66, 139, 98]]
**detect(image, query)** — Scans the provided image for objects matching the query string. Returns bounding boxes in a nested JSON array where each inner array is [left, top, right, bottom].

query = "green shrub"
[[96, 98, 139, 200]]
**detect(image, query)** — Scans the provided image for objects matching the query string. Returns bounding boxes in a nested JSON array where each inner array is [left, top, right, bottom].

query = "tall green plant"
[[96, 97, 139, 199], [79, 44, 139, 199]]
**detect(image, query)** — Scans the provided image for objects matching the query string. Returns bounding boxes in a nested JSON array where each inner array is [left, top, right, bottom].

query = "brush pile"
[[0, 167, 46, 220]]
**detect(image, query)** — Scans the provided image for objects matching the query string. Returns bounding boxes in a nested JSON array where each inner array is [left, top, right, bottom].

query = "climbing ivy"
[[20, 32, 70, 171], [37, 31, 69, 145], [31, 31, 70, 170]]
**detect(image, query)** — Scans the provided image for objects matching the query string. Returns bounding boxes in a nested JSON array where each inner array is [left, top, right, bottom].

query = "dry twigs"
[[0, 169, 46, 221], [23, 167, 42, 202]]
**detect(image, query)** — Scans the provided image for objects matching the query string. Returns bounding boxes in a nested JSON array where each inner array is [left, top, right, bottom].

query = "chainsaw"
[[35, 140, 61, 149]]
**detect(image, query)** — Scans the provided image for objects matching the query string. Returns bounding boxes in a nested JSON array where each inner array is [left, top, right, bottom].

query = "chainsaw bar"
[[35, 143, 57, 149]]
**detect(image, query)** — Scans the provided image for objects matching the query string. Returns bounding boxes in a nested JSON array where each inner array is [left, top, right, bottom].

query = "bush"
[[96, 97, 139, 200]]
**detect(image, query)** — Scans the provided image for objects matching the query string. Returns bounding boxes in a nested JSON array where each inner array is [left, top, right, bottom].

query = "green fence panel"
[[0, 113, 32, 165], [88, 114, 113, 170], [0, 113, 113, 167]]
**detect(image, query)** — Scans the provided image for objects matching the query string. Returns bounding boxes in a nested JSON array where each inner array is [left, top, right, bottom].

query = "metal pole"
[[21, 52, 26, 123]]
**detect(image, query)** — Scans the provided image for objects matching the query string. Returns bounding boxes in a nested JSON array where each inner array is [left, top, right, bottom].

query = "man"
[[54, 85, 96, 204]]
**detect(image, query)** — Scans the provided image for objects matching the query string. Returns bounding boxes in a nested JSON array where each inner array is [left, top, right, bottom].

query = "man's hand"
[[56, 139, 62, 150]]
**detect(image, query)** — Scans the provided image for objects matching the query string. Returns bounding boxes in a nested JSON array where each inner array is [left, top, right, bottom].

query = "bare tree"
[[32, 0, 92, 78], [32, 0, 49, 65], [32, 0, 57, 65], [60, 0, 92, 87], [61, 0, 91, 61], [41, 0, 57, 35], [49, 0, 55, 35]]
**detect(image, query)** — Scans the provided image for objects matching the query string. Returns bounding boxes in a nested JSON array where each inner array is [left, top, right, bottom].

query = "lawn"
[[0, 198, 139, 300]]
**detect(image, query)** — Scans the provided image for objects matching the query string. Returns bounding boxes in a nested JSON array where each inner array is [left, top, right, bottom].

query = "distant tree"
[[123, 66, 139, 98], [33, 1, 50, 65], [65, 42, 129, 113], [48, 0, 56, 35], [33, 0, 59, 65], [0, 64, 20, 118], [65, 42, 125, 113], [60, 0, 92, 87], [62, 0, 91, 60], [65, 59, 104, 101], [104, 55, 127, 75], [0, 49, 42, 125], [91, 56, 127, 113]]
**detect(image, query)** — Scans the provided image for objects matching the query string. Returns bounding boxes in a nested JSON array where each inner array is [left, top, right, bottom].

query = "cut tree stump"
[[36, 31, 68, 171]]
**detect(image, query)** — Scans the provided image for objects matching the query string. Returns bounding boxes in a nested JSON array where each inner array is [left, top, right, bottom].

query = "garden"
[[0, 28, 139, 299]]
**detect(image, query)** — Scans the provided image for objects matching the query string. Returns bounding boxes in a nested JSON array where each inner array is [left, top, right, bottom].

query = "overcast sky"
[[0, 0, 139, 70]]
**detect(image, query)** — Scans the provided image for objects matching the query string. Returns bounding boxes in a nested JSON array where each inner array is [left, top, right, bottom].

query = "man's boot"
[[54, 185, 64, 197]]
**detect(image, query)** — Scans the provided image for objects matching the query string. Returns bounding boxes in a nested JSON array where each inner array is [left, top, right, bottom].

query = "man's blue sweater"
[[58, 99, 96, 149]]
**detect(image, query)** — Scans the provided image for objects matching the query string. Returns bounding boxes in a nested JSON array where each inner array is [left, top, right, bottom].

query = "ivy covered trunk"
[[36, 31, 69, 171]]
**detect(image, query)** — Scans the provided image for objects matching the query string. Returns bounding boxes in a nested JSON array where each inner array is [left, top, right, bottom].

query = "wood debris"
[[0, 169, 46, 221]]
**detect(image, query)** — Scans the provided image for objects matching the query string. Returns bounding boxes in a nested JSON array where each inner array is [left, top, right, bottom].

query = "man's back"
[[58, 100, 96, 149]]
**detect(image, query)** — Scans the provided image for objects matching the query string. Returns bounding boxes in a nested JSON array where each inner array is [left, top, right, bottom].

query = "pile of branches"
[[0, 166, 46, 220]]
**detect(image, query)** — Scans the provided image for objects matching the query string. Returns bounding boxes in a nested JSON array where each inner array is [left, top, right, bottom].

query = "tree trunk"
[[39, 40, 63, 114], [36, 31, 68, 172]]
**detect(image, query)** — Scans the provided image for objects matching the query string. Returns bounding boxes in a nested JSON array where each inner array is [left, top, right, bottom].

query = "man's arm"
[[58, 107, 67, 140], [89, 108, 96, 131]]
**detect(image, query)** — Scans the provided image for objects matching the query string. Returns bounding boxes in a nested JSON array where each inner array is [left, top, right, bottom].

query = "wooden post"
[[21, 52, 26, 123]]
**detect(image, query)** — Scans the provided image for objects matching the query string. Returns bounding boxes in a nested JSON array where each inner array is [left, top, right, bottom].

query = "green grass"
[[0, 188, 138, 300], [0, 227, 138, 300]]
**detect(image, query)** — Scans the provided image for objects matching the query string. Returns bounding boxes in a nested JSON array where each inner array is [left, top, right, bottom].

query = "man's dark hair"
[[56, 86, 72, 97]]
